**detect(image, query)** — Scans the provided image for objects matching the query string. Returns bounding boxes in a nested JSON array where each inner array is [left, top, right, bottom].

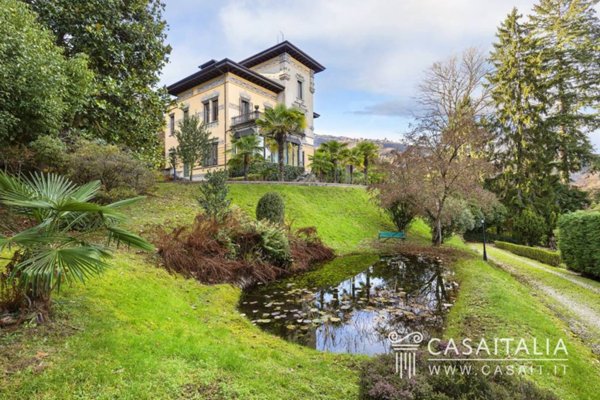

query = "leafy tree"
[[528, 0, 599, 183], [0, 0, 93, 145], [256, 192, 285, 224], [386, 200, 417, 231], [512, 207, 548, 245], [344, 147, 363, 184], [229, 135, 263, 181], [174, 114, 211, 181], [308, 150, 334, 181], [168, 147, 178, 179], [24, 0, 172, 163], [373, 49, 495, 245], [197, 170, 230, 221], [355, 141, 379, 184], [319, 140, 348, 183], [256, 104, 306, 181], [0, 171, 153, 309]]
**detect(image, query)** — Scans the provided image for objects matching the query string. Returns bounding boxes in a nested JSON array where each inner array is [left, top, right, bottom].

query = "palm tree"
[[256, 104, 306, 181], [344, 147, 362, 184], [228, 135, 263, 181], [319, 140, 348, 183], [355, 141, 379, 184], [0, 172, 153, 309], [308, 149, 334, 181]]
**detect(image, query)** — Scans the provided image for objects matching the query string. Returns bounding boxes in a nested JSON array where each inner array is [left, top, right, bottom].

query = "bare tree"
[[374, 49, 495, 245]]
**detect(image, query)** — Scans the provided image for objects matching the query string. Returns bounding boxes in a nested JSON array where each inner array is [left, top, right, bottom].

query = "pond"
[[239, 254, 458, 355]]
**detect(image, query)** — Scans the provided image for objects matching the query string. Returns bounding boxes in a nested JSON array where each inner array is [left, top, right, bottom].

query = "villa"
[[163, 41, 325, 178]]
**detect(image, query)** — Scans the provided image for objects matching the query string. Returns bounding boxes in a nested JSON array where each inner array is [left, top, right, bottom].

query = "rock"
[[329, 317, 341, 323], [256, 319, 271, 324], [286, 324, 297, 330]]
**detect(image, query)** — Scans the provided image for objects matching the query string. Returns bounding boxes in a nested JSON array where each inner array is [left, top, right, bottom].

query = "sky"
[[159, 0, 600, 150]]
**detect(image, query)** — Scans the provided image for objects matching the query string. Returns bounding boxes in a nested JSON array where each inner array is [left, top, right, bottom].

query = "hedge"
[[558, 211, 600, 278], [495, 241, 562, 267]]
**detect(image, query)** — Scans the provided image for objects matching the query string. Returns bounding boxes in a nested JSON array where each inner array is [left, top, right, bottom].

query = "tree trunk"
[[189, 163, 193, 182], [243, 154, 249, 181], [363, 158, 369, 184], [277, 138, 285, 182], [333, 161, 338, 183], [349, 165, 354, 184], [432, 217, 443, 246]]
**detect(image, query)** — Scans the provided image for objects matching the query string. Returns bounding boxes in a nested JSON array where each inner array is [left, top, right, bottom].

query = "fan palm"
[[256, 104, 306, 181], [355, 141, 379, 184], [228, 135, 263, 180], [0, 171, 153, 304], [308, 149, 334, 181], [319, 140, 348, 183], [344, 147, 363, 184]]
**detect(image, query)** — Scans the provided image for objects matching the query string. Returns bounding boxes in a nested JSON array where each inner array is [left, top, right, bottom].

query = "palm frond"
[[11, 245, 111, 294], [107, 227, 155, 251]]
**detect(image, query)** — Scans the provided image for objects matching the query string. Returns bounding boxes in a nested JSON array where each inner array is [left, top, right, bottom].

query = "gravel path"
[[470, 244, 600, 333]]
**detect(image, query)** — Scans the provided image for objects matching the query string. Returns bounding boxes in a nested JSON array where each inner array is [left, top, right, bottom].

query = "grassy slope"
[[126, 183, 394, 254], [1, 184, 391, 400]]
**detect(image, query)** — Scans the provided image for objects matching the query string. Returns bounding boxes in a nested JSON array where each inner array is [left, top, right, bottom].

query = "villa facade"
[[163, 41, 325, 177]]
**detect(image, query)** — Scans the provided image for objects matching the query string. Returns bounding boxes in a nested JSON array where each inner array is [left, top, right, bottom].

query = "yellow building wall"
[[164, 71, 315, 177]]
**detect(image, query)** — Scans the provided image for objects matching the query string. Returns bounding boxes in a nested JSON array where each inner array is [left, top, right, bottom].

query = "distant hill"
[[314, 134, 405, 155]]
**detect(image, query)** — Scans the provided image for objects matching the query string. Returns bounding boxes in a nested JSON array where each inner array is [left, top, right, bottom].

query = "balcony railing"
[[231, 110, 262, 127]]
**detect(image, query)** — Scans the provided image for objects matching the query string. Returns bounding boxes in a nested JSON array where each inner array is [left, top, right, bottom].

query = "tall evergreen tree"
[[529, 0, 600, 183], [487, 8, 553, 214]]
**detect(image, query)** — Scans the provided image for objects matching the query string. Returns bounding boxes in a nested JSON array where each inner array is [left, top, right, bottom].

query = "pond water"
[[239, 254, 458, 355]]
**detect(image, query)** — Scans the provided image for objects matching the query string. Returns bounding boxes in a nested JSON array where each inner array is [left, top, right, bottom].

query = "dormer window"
[[297, 80, 303, 100]]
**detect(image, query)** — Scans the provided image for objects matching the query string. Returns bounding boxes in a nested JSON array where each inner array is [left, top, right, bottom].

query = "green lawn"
[[125, 182, 394, 254], [2, 183, 599, 399]]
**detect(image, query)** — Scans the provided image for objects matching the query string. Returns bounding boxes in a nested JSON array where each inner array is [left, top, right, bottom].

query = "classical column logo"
[[389, 331, 424, 379]]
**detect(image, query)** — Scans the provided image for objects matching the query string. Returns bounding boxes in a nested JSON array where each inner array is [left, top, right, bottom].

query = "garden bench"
[[378, 231, 406, 240]]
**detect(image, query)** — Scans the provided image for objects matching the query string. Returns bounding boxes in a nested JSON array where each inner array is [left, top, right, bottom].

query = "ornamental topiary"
[[558, 211, 600, 278], [256, 192, 285, 225]]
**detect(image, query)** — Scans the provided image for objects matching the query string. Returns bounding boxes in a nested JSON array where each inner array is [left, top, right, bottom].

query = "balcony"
[[231, 110, 262, 127]]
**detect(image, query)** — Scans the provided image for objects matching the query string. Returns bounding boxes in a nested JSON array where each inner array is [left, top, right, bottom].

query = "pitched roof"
[[239, 40, 325, 73], [167, 58, 285, 96]]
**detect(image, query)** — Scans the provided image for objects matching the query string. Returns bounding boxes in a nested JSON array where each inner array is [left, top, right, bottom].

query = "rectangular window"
[[241, 99, 250, 115], [203, 102, 210, 124], [204, 141, 219, 166], [169, 113, 175, 136], [211, 99, 218, 122], [297, 80, 303, 100]]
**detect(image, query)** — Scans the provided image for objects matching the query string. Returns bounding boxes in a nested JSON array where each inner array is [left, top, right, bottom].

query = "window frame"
[[297, 80, 304, 100], [211, 98, 219, 122]]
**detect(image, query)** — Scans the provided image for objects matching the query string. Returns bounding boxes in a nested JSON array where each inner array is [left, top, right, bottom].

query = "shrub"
[[197, 170, 231, 221], [29, 135, 68, 173], [512, 208, 547, 246], [495, 241, 561, 267], [247, 162, 304, 181], [67, 141, 155, 202], [256, 192, 285, 224], [360, 352, 558, 400], [558, 211, 600, 278], [386, 200, 416, 231], [152, 211, 332, 284]]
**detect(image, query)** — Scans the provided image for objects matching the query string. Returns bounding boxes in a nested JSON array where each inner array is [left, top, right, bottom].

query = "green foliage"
[[0, 171, 152, 300], [256, 104, 306, 181], [174, 114, 211, 181], [197, 170, 230, 221], [256, 192, 285, 225], [318, 140, 348, 183], [360, 351, 558, 400], [25, 0, 171, 163], [558, 211, 600, 278], [386, 200, 416, 231], [228, 135, 263, 180], [167, 147, 178, 179], [495, 241, 561, 267], [0, 0, 93, 144], [512, 207, 548, 246], [254, 220, 292, 266], [28, 135, 69, 173], [355, 141, 379, 184], [67, 141, 155, 203]]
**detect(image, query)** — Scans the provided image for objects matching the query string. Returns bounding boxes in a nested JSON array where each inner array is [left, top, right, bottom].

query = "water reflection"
[[239, 254, 457, 355]]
